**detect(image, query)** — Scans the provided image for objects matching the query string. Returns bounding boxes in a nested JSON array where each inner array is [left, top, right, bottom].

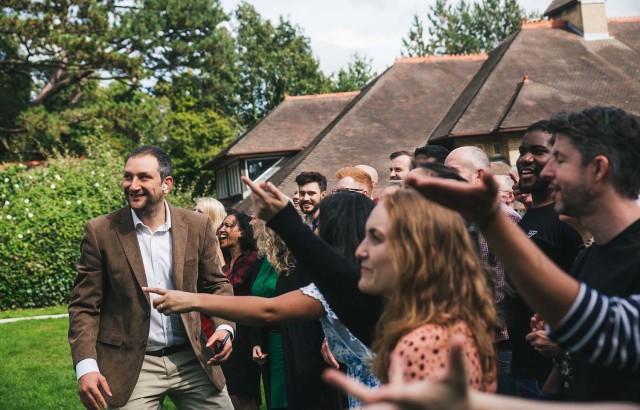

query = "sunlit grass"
[[0, 314, 266, 409]]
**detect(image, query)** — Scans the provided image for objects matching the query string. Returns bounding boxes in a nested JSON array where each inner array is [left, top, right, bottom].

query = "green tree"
[[402, 0, 538, 56], [154, 75, 238, 195], [232, 2, 331, 127], [0, 0, 236, 160], [402, 15, 429, 58], [331, 53, 378, 92]]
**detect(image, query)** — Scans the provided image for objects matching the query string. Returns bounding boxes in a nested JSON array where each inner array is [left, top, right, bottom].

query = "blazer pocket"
[[97, 329, 125, 347]]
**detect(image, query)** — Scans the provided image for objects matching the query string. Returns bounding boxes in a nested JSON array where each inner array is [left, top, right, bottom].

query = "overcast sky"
[[220, 0, 640, 75]]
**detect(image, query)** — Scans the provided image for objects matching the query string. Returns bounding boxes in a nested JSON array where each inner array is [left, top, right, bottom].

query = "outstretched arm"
[[240, 176, 383, 347], [143, 287, 325, 326], [404, 170, 578, 328]]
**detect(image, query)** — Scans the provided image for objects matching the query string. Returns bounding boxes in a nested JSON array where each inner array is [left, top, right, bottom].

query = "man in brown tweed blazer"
[[68, 146, 234, 409]]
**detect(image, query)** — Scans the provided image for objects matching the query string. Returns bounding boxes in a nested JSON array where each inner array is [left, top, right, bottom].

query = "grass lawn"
[[0, 305, 68, 319], [0, 313, 266, 410]]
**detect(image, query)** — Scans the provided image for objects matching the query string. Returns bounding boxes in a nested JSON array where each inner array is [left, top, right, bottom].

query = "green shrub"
[[0, 149, 194, 310]]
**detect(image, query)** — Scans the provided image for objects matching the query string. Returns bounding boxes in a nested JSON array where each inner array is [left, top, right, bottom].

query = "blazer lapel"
[[171, 205, 188, 291], [115, 208, 149, 296]]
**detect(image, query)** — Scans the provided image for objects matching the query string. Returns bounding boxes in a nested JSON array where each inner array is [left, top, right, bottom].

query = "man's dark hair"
[[526, 120, 552, 135], [127, 146, 173, 180], [225, 209, 257, 252], [294, 171, 327, 192], [318, 192, 375, 266], [414, 145, 450, 164], [389, 150, 416, 168], [549, 106, 640, 199]]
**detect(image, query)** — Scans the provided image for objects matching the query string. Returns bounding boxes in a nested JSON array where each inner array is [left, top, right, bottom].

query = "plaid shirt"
[[478, 202, 521, 342], [222, 249, 258, 297]]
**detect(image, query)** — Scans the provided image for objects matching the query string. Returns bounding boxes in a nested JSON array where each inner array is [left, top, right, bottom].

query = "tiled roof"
[[429, 18, 640, 141], [266, 55, 486, 200], [201, 91, 358, 170]]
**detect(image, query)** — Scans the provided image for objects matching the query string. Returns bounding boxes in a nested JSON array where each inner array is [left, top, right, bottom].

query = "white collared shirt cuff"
[[216, 325, 235, 340], [76, 358, 100, 380]]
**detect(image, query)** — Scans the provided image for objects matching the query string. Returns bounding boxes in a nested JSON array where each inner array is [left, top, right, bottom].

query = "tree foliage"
[[402, 0, 539, 57], [331, 53, 378, 93], [0, 0, 236, 159], [232, 2, 331, 127]]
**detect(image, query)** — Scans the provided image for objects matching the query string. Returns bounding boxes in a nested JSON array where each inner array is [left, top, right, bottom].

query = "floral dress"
[[301, 283, 380, 408]]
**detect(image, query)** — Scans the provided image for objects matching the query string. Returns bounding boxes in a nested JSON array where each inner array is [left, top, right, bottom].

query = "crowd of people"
[[68, 105, 640, 410]]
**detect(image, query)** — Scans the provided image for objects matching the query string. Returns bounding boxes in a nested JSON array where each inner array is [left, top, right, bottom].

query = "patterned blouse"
[[301, 283, 380, 408]]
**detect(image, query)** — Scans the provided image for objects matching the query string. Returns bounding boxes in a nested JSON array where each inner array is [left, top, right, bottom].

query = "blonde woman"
[[195, 197, 226, 262], [356, 189, 497, 390]]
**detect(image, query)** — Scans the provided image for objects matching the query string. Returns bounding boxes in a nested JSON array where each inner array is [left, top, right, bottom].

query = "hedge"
[[0, 150, 194, 310]]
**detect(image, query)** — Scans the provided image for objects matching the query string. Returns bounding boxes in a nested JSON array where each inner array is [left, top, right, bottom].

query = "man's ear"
[[592, 155, 610, 182], [321, 191, 327, 199], [476, 168, 486, 183], [163, 176, 174, 192]]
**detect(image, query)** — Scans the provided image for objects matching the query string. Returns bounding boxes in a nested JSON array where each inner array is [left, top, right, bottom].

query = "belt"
[[146, 344, 190, 357]]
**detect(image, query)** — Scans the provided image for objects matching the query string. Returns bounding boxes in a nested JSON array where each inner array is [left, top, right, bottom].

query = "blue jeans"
[[496, 349, 512, 395], [502, 369, 547, 400]]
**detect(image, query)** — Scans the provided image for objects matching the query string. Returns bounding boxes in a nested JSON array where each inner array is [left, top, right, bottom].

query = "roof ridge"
[[284, 91, 360, 100], [521, 19, 567, 30], [428, 31, 519, 142], [493, 75, 528, 131], [608, 16, 640, 24], [396, 53, 488, 64], [266, 65, 392, 188]]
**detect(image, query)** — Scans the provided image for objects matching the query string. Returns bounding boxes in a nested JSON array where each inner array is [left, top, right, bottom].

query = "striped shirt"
[[550, 282, 640, 371]]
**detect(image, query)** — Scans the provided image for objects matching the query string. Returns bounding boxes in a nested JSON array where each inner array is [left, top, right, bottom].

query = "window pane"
[[247, 158, 280, 181]]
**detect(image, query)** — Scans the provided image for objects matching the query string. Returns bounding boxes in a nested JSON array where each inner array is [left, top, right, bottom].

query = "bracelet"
[[476, 204, 500, 231]]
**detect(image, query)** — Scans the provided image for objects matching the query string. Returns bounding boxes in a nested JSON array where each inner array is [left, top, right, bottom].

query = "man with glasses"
[[333, 167, 374, 198]]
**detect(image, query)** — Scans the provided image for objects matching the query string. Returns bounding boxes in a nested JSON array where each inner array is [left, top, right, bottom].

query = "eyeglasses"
[[332, 188, 365, 194]]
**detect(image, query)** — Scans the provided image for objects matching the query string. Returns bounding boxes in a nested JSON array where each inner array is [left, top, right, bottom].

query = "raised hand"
[[241, 176, 290, 221], [404, 168, 499, 226]]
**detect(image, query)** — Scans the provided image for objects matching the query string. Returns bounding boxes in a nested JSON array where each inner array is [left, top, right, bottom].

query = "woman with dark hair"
[[145, 192, 379, 408], [250, 219, 337, 410], [217, 209, 261, 410]]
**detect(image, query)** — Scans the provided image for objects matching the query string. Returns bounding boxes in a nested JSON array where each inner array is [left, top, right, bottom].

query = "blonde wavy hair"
[[371, 189, 497, 384], [195, 197, 226, 230], [254, 219, 296, 276]]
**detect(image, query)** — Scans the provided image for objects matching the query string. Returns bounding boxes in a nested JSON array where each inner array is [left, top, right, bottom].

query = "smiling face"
[[355, 204, 395, 295], [218, 214, 242, 250], [123, 154, 171, 216], [516, 130, 553, 194], [389, 155, 413, 181], [298, 182, 325, 218], [541, 134, 594, 217]]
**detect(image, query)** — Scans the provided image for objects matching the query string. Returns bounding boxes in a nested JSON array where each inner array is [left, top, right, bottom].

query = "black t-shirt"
[[570, 219, 640, 402], [508, 203, 583, 381]]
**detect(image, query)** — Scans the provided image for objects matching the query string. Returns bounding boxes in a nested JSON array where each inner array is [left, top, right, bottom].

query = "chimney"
[[544, 0, 611, 40]]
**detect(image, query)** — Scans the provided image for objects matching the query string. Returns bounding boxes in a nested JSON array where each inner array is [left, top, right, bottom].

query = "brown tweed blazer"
[[68, 203, 234, 407]]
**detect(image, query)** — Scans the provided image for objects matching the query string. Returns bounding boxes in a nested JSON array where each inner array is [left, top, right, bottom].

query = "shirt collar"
[[131, 201, 172, 232]]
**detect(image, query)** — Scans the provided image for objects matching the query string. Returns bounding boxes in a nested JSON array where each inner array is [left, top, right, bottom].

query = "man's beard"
[[519, 176, 549, 195]]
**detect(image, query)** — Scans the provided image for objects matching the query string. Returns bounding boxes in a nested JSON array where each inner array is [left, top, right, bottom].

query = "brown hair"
[[371, 189, 497, 384], [335, 166, 374, 194]]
